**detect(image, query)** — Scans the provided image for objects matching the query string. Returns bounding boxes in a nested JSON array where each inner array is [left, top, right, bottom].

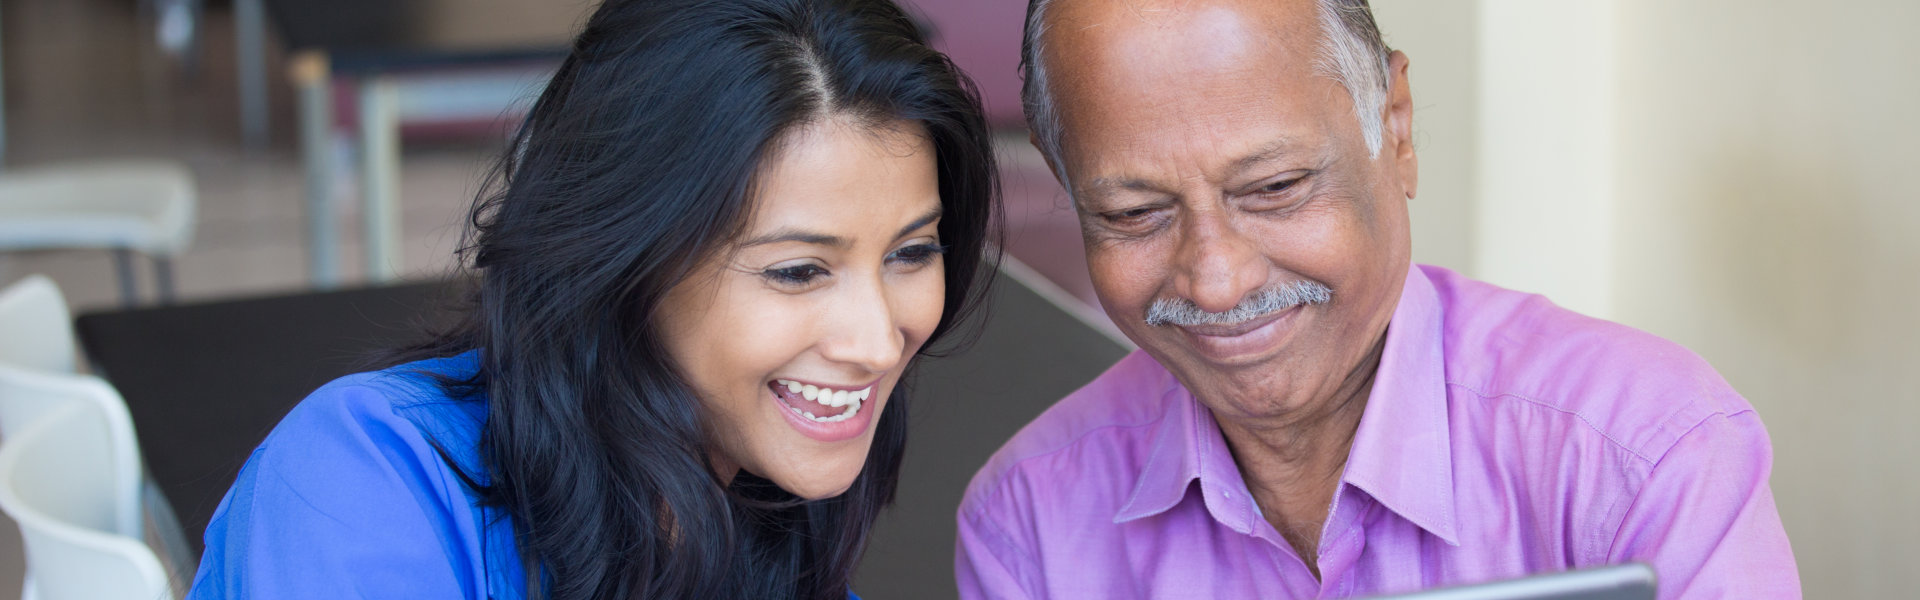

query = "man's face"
[[1044, 0, 1418, 420]]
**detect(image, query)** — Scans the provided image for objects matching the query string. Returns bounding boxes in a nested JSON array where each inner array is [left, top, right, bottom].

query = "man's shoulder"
[[960, 350, 1173, 515], [1423, 266, 1755, 462]]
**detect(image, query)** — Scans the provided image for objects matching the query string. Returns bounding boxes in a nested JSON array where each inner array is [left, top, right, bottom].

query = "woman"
[[185, 0, 996, 598]]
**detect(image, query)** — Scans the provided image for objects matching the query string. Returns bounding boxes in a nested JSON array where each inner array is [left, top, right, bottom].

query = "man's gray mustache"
[[1144, 280, 1333, 327]]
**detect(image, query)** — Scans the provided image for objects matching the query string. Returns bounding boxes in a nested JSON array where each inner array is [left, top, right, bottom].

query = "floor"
[[0, 0, 1099, 594]]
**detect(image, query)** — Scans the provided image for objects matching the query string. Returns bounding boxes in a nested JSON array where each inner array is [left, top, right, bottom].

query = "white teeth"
[[796, 390, 866, 423], [775, 380, 875, 423]]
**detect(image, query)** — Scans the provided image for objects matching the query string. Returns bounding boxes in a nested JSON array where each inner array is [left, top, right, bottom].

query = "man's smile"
[[1172, 303, 1306, 364]]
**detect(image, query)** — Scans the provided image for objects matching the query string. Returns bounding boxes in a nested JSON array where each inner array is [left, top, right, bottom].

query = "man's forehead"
[[1041, 0, 1335, 131], [1042, 0, 1349, 193], [1044, 0, 1320, 52]]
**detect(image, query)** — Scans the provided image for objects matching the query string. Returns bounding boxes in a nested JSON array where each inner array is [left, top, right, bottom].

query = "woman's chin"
[[765, 462, 865, 501], [789, 483, 855, 502]]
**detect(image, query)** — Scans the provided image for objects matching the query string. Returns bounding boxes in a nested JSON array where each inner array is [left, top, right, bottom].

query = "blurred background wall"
[[1375, 0, 1920, 596]]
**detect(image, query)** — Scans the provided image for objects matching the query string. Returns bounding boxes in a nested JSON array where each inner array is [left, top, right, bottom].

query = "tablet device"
[[1366, 563, 1656, 600]]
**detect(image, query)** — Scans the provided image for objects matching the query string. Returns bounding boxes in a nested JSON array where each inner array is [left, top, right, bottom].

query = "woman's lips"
[[768, 378, 881, 442]]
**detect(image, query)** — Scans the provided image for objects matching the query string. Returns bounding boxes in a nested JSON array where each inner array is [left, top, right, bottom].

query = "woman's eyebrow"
[[740, 229, 847, 249], [737, 206, 940, 249], [895, 206, 942, 239]]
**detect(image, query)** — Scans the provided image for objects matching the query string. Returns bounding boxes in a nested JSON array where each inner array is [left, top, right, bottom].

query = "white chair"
[[0, 324, 152, 600], [0, 275, 76, 374], [0, 278, 141, 537], [0, 274, 197, 584], [0, 365, 143, 540], [0, 161, 196, 306], [0, 402, 171, 600]]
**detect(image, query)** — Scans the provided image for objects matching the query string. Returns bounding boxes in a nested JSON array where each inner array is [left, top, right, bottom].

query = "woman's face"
[[658, 117, 946, 500]]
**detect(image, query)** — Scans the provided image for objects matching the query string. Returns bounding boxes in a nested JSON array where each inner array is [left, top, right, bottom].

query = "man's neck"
[[1213, 333, 1386, 580]]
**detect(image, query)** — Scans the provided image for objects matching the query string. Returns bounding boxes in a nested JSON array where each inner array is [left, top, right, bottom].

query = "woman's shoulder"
[[241, 350, 491, 509], [188, 350, 513, 599], [252, 352, 486, 475], [280, 351, 490, 472]]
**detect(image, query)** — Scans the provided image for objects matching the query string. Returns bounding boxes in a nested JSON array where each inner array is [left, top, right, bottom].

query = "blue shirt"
[[188, 352, 530, 598], [188, 353, 867, 599]]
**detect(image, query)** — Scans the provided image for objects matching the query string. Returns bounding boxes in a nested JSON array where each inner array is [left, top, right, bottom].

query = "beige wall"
[[1373, 0, 1479, 276], [1378, 0, 1920, 595], [1615, 0, 1920, 595]]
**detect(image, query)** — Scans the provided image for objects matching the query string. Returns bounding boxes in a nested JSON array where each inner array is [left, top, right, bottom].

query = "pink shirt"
[[956, 265, 1798, 599]]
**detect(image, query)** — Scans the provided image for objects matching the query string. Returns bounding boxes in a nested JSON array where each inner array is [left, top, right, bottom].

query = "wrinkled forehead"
[[1042, 0, 1329, 95], [1041, 0, 1354, 181]]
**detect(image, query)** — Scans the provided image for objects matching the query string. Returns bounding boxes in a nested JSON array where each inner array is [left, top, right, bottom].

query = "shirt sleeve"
[[186, 381, 486, 599], [955, 494, 1040, 600], [1605, 410, 1801, 599]]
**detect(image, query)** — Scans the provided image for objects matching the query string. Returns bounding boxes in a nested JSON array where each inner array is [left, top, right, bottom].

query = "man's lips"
[[1166, 304, 1306, 363], [1173, 307, 1291, 338]]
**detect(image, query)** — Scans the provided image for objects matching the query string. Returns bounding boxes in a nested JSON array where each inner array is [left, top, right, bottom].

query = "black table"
[[76, 269, 1127, 598], [76, 280, 468, 560]]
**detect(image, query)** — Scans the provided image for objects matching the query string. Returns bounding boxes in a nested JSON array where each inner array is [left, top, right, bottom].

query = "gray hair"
[[1144, 279, 1334, 327], [1019, 0, 1394, 184]]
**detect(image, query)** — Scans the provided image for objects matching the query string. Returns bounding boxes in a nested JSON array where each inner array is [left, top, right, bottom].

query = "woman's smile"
[[769, 378, 880, 441]]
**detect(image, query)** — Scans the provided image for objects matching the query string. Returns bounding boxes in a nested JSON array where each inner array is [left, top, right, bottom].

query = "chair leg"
[[143, 478, 199, 592], [153, 256, 177, 305], [113, 248, 141, 308]]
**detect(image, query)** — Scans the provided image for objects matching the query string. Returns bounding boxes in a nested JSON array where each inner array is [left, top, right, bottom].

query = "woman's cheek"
[[901, 264, 946, 352]]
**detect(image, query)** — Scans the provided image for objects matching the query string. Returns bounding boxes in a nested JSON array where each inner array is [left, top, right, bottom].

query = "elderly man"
[[955, 0, 1799, 598]]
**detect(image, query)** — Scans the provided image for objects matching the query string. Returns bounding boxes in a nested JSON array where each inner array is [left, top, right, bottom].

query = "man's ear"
[[1385, 50, 1418, 201]]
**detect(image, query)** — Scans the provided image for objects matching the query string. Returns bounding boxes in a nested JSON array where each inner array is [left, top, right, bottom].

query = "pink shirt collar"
[[1111, 265, 1461, 546]]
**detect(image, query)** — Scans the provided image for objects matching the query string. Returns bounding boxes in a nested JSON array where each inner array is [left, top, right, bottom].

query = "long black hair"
[[392, 1, 997, 598]]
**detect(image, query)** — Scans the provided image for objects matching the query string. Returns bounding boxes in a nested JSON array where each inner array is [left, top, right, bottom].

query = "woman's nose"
[[817, 278, 907, 375]]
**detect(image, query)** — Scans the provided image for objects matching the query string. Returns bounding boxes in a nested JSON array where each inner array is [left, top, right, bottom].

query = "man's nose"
[[1171, 206, 1267, 314], [817, 277, 907, 375]]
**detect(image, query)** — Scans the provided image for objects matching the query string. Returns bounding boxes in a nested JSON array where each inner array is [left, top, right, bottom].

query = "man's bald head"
[[1019, 0, 1393, 182]]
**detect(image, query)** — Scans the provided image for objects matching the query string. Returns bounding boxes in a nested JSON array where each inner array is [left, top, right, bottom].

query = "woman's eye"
[[763, 264, 828, 286], [889, 243, 947, 266]]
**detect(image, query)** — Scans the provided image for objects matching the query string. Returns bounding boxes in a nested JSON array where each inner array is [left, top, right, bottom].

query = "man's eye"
[[1261, 177, 1302, 194], [763, 264, 828, 286], [1106, 206, 1159, 224]]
